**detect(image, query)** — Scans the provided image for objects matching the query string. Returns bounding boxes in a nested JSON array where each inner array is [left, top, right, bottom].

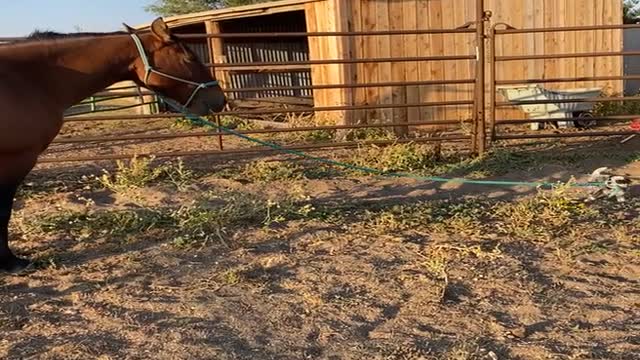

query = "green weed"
[[219, 116, 257, 131], [241, 160, 305, 182], [593, 94, 640, 117], [98, 155, 164, 191], [350, 142, 441, 173], [347, 127, 397, 141], [98, 156, 193, 192], [27, 191, 317, 249], [493, 182, 598, 240]]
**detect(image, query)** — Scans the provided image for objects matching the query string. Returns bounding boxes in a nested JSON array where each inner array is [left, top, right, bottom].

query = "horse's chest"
[[0, 106, 63, 152]]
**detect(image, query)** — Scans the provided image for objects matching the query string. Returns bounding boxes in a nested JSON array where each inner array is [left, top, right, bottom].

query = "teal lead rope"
[[159, 96, 607, 190]]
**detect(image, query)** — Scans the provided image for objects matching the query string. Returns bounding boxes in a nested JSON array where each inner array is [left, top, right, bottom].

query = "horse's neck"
[[10, 35, 150, 111]]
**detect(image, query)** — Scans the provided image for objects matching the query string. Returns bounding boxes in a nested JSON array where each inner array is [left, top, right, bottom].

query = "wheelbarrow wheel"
[[574, 111, 597, 129]]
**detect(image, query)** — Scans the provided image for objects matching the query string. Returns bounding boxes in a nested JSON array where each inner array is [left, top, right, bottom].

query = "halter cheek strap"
[[129, 33, 219, 108]]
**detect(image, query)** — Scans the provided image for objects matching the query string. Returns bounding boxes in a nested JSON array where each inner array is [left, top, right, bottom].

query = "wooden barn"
[[135, 0, 623, 125]]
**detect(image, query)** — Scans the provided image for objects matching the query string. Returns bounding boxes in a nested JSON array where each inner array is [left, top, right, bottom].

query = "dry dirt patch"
[[1, 141, 640, 360]]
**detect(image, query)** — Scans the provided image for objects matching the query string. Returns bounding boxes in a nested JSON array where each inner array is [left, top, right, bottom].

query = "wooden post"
[[204, 20, 229, 90], [474, 0, 487, 155], [334, 0, 356, 140], [389, 0, 408, 137], [305, 3, 326, 118], [307, 0, 355, 139]]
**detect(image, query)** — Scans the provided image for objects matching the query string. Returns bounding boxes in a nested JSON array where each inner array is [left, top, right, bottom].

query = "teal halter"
[[129, 33, 219, 109]]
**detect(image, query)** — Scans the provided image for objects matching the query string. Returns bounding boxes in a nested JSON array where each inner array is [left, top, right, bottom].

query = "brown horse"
[[0, 18, 226, 273]]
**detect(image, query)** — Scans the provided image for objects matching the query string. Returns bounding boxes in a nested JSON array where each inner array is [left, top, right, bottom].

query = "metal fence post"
[[488, 24, 497, 142], [475, 0, 490, 155]]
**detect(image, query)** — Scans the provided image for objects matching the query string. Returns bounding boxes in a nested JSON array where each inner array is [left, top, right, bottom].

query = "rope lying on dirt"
[[158, 96, 608, 190]]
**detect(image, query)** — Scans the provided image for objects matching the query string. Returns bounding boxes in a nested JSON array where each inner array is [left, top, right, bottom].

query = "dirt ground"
[[1, 116, 640, 359]]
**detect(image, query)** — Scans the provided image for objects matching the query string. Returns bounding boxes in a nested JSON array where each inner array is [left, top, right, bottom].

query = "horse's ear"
[[122, 23, 136, 34], [150, 17, 174, 43]]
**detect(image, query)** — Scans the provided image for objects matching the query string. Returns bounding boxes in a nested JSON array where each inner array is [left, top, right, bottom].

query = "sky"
[[3, 0, 158, 37]]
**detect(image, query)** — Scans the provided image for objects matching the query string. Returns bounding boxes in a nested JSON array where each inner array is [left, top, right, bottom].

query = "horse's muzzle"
[[187, 94, 226, 115], [208, 96, 227, 113]]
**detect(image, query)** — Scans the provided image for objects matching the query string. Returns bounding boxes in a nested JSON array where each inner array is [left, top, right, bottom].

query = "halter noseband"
[[129, 33, 219, 109]]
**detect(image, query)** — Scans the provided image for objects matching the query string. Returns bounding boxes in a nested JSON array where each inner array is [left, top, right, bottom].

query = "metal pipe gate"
[[5, 0, 637, 164]]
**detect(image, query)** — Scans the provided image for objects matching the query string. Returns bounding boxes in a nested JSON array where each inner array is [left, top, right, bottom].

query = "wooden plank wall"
[[305, 1, 352, 124], [309, 0, 622, 127], [343, 0, 478, 126]]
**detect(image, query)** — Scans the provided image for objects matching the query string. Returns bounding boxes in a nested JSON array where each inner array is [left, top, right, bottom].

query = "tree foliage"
[[225, 0, 272, 7], [145, 0, 640, 23], [145, 0, 275, 16], [624, 0, 640, 24]]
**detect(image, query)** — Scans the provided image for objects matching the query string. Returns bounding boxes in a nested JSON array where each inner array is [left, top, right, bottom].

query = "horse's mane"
[[27, 30, 128, 41], [0, 30, 130, 45]]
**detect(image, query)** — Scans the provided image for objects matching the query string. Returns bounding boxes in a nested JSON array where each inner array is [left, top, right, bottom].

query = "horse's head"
[[124, 18, 226, 115]]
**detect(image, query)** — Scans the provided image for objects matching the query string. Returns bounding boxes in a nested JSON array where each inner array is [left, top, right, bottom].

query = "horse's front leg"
[[0, 183, 32, 273]]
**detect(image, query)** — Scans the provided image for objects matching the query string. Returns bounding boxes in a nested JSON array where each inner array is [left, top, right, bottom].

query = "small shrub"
[[271, 113, 335, 143], [219, 116, 257, 131], [493, 182, 598, 240], [28, 208, 174, 240], [241, 160, 304, 182], [26, 190, 320, 249], [627, 152, 640, 163], [593, 98, 640, 117], [347, 127, 397, 141], [301, 129, 335, 142], [351, 142, 441, 173], [163, 159, 194, 191], [171, 117, 200, 130], [170, 192, 316, 247], [98, 155, 164, 191], [363, 204, 431, 233], [98, 156, 193, 192]]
